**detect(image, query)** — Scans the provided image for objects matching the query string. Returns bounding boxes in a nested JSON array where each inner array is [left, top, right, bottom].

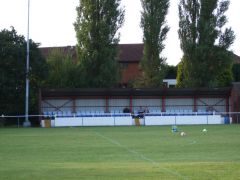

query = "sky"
[[0, 0, 239, 65]]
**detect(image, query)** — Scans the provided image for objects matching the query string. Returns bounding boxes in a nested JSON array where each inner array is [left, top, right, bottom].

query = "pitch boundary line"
[[93, 131, 188, 180]]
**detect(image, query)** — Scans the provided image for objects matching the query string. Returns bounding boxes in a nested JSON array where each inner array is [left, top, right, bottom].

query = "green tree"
[[178, 0, 235, 87], [44, 48, 80, 88], [139, 0, 170, 87], [232, 64, 240, 82], [74, 0, 124, 88], [176, 56, 191, 88], [0, 27, 48, 115], [165, 65, 177, 79]]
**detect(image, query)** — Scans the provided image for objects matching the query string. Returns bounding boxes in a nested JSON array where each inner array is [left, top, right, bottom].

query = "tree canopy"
[[138, 0, 170, 87], [232, 64, 240, 82], [178, 0, 235, 87], [0, 27, 48, 115], [74, 0, 124, 88], [44, 48, 80, 88]]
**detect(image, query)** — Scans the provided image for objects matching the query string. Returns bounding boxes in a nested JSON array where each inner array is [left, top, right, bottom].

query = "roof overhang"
[[40, 87, 232, 98]]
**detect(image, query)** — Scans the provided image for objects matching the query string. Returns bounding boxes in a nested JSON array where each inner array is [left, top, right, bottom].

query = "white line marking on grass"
[[93, 131, 188, 180], [189, 140, 197, 145]]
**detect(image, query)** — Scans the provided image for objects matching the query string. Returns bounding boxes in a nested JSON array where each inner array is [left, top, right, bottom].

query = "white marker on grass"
[[180, 132, 186, 136]]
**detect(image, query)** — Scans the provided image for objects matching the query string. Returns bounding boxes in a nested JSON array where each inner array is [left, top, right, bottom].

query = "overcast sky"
[[0, 0, 239, 65]]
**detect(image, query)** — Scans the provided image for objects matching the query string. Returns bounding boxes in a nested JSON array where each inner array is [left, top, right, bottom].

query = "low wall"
[[145, 115, 223, 126], [42, 114, 133, 127], [41, 114, 224, 127]]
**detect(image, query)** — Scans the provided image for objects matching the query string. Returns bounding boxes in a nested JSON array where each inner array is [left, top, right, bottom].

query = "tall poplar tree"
[[178, 0, 235, 87], [139, 0, 170, 87], [74, 0, 124, 88]]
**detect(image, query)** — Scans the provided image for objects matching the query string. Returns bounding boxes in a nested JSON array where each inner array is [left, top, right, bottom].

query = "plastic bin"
[[224, 116, 230, 124], [134, 117, 140, 126], [44, 119, 51, 128]]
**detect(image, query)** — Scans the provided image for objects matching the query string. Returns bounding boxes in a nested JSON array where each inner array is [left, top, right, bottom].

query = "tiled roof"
[[39, 43, 144, 63], [40, 46, 77, 60], [117, 44, 144, 62]]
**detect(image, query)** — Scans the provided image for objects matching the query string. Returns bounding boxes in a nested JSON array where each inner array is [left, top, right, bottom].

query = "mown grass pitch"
[[0, 125, 240, 180]]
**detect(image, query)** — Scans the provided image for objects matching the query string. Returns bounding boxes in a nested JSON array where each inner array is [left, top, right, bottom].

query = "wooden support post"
[[72, 98, 76, 114], [105, 96, 109, 113], [194, 96, 197, 112], [226, 96, 229, 113], [162, 96, 166, 112], [130, 96, 133, 113]]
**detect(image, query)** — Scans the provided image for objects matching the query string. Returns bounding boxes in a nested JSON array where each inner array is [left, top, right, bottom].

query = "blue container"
[[224, 116, 230, 124]]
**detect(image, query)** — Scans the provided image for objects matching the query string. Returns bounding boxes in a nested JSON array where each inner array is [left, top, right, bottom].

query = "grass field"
[[0, 125, 240, 180]]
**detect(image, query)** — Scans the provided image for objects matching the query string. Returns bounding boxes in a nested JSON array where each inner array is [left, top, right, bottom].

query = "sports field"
[[0, 125, 240, 180]]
